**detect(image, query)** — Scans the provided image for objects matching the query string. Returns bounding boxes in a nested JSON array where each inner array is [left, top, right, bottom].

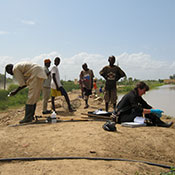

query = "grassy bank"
[[117, 81, 164, 94], [0, 81, 80, 111], [0, 80, 164, 111], [0, 84, 28, 111]]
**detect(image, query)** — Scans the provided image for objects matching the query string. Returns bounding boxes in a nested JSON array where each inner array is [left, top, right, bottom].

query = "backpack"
[[102, 121, 117, 132]]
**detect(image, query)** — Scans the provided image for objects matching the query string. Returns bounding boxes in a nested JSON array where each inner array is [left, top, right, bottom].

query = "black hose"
[[0, 156, 172, 169]]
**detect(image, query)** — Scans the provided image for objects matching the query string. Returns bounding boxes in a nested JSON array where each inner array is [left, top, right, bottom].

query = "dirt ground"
[[0, 90, 175, 175]]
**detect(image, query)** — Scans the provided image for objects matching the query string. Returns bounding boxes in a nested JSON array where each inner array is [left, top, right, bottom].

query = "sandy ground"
[[0, 90, 175, 175]]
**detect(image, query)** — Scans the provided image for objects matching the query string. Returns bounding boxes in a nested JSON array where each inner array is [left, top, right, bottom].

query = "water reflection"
[[118, 84, 175, 117]]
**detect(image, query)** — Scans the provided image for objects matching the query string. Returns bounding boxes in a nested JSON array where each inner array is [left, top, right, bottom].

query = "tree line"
[[169, 74, 175, 79]]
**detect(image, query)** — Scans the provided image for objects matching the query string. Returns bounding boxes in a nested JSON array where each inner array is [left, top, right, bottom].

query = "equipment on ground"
[[102, 121, 117, 131]]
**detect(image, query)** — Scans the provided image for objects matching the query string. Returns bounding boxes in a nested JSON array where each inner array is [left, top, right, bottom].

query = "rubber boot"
[[105, 102, 109, 112], [19, 104, 35, 123], [32, 103, 36, 120], [51, 96, 56, 112], [146, 113, 173, 127], [155, 119, 173, 127]]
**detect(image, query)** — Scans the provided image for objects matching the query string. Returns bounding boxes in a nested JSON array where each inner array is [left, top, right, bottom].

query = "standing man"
[[42, 59, 52, 114], [51, 57, 75, 112], [5, 62, 47, 123], [100, 55, 126, 112], [79, 63, 94, 109]]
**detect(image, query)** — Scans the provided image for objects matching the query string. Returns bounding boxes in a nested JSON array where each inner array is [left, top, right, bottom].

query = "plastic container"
[[51, 111, 57, 123]]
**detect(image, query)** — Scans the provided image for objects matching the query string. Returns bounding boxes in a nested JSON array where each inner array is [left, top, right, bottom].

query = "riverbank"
[[0, 81, 165, 111], [0, 90, 175, 174]]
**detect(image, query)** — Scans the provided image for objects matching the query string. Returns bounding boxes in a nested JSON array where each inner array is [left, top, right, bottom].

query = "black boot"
[[146, 114, 173, 128], [105, 102, 109, 112], [20, 104, 35, 123], [32, 103, 36, 120], [156, 121, 173, 127], [154, 115, 173, 127]]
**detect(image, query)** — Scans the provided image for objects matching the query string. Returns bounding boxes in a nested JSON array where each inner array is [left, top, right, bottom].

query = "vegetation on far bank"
[[97, 77, 165, 94]]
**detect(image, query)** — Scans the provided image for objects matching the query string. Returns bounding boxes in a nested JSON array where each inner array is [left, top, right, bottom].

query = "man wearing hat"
[[5, 61, 47, 123], [42, 59, 52, 114]]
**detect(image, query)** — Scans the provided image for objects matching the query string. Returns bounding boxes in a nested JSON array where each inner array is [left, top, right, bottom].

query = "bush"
[[0, 90, 9, 110], [0, 103, 8, 110], [0, 89, 8, 101], [0, 84, 28, 111], [61, 80, 80, 92], [7, 84, 18, 92], [7, 84, 28, 107]]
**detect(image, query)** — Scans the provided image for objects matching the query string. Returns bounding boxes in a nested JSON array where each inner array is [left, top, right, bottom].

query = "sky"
[[0, 0, 175, 80]]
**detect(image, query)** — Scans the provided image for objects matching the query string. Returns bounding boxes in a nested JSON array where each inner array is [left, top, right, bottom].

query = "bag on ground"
[[102, 121, 117, 132]]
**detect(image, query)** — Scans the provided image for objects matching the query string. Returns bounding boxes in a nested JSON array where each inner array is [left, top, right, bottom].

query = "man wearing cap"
[[42, 59, 52, 114], [5, 61, 47, 123]]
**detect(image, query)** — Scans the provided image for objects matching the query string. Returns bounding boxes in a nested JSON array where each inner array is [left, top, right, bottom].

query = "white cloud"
[[0, 52, 174, 80], [0, 56, 14, 77], [0, 30, 9, 35], [21, 19, 36, 25], [117, 52, 170, 80], [60, 52, 106, 80], [170, 61, 175, 69], [28, 51, 60, 65]]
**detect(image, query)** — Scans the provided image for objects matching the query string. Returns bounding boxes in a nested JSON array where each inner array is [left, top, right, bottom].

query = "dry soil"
[[0, 90, 175, 175]]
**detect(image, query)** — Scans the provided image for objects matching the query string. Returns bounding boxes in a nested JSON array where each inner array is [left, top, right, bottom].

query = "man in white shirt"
[[51, 57, 75, 113], [42, 59, 52, 114], [5, 62, 47, 123]]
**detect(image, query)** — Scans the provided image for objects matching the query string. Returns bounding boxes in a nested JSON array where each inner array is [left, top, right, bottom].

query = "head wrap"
[[44, 59, 51, 63]]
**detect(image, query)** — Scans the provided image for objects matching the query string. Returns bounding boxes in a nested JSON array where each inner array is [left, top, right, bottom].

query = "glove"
[[150, 109, 164, 118]]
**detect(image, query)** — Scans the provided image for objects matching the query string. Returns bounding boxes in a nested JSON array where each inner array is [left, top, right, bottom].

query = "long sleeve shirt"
[[117, 89, 152, 116], [13, 62, 47, 87]]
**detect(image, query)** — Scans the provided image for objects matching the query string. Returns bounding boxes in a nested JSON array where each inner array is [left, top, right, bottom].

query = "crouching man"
[[5, 62, 47, 123]]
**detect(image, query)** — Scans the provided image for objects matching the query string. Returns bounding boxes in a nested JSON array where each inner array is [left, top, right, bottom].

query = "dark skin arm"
[[46, 71, 51, 76], [99, 68, 107, 80], [9, 85, 27, 96]]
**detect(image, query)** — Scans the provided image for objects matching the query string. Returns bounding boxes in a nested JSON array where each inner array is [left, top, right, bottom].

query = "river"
[[118, 84, 175, 118]]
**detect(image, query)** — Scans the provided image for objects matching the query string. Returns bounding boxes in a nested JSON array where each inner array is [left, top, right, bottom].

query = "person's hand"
[[8, 91, 17, 97], [150, 109, 164, 117]]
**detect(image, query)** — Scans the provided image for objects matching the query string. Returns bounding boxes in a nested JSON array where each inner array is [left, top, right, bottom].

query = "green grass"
[[160, 167, 175, 175], [134, 167, 175, 175], [0, 84, 28, 111], [61, 80, 80, 92], [97, 80, 165, 95], [0, 80, 165, 111], [0, 81, 80, 111]]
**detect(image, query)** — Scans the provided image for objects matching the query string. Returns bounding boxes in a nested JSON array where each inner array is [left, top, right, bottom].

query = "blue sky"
[[0, 0, 175, 80]]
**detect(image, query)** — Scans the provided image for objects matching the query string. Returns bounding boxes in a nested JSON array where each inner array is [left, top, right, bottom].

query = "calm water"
[[118, 85, 175, 117]]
